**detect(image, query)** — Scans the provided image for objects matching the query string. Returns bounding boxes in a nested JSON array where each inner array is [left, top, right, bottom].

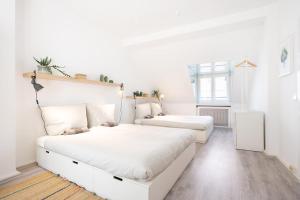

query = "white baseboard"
[[0, 170, 20, 184], [263, 151, 300, 181], [276, 156, 300, 182]]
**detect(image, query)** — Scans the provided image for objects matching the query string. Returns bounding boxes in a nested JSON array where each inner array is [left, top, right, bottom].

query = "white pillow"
[[136, 103, 151, 119], [41, 104, 87, 136], [151, 103, 163, 116], [86, 104, 115, 128]]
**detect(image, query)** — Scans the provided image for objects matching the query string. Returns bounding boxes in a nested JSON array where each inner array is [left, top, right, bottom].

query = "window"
[[188, 61, 231, 105]]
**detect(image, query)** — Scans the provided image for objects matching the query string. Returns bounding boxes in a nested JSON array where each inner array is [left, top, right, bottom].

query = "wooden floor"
[[166, 128, 300, 200], [2, 128, 300, 200]]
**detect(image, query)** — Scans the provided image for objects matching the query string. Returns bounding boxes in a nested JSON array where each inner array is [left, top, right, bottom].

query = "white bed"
[[37, 124, 196, 200], [135, 115, 214, 143]]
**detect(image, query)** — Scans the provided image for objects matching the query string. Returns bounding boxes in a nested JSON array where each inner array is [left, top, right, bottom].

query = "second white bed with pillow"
[[135, 115, 213, 143], [134, 103, 214, 143]]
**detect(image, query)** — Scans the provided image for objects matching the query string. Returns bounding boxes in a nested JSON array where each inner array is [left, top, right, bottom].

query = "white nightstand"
[[233, 111, 264, 152]]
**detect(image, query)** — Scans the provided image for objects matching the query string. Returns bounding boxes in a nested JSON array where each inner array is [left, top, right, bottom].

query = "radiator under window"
[[197, 106, 231, 127]]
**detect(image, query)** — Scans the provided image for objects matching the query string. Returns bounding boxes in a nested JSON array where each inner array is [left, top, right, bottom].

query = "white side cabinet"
[[234, 111, 264, 152]]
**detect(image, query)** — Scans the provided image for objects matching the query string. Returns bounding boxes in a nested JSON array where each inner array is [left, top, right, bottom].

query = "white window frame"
[[196, 62, 231, 106]]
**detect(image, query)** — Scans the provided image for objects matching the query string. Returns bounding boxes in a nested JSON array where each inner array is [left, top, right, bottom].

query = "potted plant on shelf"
[[152, 90, 161, 99], [34, 57, 71, 77]]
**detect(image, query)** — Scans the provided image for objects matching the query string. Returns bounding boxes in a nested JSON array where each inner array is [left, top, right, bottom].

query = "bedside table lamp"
[[30, 70, 48, 135]]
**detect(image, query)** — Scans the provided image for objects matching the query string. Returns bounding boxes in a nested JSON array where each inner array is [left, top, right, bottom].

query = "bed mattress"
[[37, 124, 195, 181], [135, 115, 214, 130]]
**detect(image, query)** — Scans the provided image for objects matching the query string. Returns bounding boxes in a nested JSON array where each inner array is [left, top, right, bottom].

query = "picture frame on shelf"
[[279, 35, 295, 77]]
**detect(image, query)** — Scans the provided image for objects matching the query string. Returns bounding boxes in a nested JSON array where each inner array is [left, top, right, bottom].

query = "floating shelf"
[[126, 96, 158, 100], [23, 72, 121, 87]]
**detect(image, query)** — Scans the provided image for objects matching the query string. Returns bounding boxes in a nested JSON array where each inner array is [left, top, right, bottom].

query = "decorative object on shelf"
[[133, 91, 144, 97], [152, 90, 160, 99], [74, 73, 87, 80], [279, 35, 295, 77], [235, 59, 257, 111], [126, 96, 157, 100], [100, 74, 104, 81], [151, 89, 165, 106], [33, 57, 71, 77], [99, 74, 113, 83], [104, 76, 108, 82], [152, 89, 165, 100], [30, 70, 48, 135]]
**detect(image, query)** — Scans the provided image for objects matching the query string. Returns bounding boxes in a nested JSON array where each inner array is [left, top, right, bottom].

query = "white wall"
[[250, 0, 300, 178], [0, 0, 19, 181], [277, 0, 300, 178], [128, 24, 264, 115], [15, 0, 136, 167], [249, 3, 281, 158]]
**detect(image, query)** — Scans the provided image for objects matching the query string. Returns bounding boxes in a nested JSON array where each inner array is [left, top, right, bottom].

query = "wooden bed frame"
[[36, 143, 196, 200]]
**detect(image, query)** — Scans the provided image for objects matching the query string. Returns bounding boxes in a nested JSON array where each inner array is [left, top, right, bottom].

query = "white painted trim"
[[276, 156, 299, 180], [122, 4, 274, 46], [0, 170, 20, 184], [264, 152, 300, 182]]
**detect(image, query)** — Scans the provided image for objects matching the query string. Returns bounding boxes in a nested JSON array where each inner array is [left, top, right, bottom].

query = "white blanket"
[[37, 124, 195, 181], [135, 115, 213, 130]]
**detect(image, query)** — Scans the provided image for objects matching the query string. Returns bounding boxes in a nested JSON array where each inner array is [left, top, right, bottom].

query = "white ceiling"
[[60, 0, 276, 38]]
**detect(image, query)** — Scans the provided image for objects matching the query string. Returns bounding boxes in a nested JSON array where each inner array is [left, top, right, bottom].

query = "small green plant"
[[100, 74, 104, 81], [104, 76, 108, 82], [34, 57, 71, 77], [152, 90, 160, 99], [100, 74, 114, 83], [133, 91, 143, 97]]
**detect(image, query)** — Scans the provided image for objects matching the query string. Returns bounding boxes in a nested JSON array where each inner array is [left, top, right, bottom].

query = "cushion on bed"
[[63, 127, 89, 135], [41, 105, 88, 136], [86, 104, 115, 128], [136, 103, 151, 119], [151, 103, 163, 116]]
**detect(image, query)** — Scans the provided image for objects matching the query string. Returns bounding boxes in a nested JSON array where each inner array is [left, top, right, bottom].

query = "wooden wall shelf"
[[126, 96, 158, 100], [23, 72, 121, 87]]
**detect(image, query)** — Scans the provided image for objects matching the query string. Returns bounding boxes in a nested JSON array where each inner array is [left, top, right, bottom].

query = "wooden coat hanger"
[[235, 59, 257, 68]]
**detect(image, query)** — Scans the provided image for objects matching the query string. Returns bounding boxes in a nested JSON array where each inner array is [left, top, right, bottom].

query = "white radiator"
[[197, 106, 231, 127]]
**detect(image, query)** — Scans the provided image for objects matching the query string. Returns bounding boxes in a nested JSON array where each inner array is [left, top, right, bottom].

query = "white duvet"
[[135, 115, 214, 130], [37, 124, 195, 181]]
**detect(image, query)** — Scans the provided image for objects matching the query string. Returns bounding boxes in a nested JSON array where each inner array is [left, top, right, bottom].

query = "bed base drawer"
[[36, 143, 196, 200], [36, 147, 93, 191]]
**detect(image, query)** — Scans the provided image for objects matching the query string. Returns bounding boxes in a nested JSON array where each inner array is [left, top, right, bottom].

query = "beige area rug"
[[0, 171, 104, 200]]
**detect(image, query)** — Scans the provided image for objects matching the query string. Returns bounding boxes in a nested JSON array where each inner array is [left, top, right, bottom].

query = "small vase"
[[37, 66, 52, 74]]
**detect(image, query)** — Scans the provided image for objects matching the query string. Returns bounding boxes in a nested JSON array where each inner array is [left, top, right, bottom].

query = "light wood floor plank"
[[165, 128, 300, 200]]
